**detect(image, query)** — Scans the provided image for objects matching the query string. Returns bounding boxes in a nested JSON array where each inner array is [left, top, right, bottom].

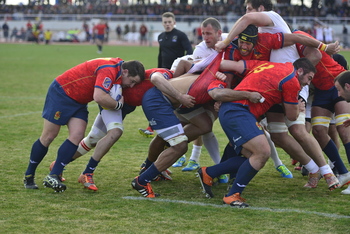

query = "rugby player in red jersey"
[[23, 58, 145, 192], [62, 68, 194, 191], [198, 58, 317, 207], [294, 30, 350, 193], [131, 55, 262, 198]]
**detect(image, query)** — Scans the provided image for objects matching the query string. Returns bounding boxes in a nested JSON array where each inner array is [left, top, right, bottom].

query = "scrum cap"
[[239, 24, 258, 45]]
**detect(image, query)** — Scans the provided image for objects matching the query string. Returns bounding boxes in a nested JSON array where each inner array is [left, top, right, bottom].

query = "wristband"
[[115, 101, 123, 110], [223, 38, 231, 46], [318, 43, 327, 51]]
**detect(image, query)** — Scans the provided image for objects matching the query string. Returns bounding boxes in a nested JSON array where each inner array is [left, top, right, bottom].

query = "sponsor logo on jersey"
[[103, 77, 112, 89], [54, 111, 61, 120]]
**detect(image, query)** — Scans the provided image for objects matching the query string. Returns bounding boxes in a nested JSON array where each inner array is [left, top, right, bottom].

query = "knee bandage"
[[77, 126, 106, 155], [335, 113, 350, 126], [311, 116, 331, 127], [285, 112, 306, 128], [267, 122, 288, 133], [168, 135, 188, 146], [106, 122, 124, 132]]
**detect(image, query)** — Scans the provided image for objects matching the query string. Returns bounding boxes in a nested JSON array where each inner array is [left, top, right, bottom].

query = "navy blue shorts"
[[42, 80, 88, 125], [219, 102, 264, 155], [142, 87, 180, 130]]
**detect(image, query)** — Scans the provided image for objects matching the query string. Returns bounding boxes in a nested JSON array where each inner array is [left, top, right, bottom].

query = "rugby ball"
[[109, 84, 122, 101]]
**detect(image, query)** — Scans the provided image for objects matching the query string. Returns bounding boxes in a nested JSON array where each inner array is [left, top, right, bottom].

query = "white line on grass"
[[123, 196, 350, 219], [0, 111, 41, 119]]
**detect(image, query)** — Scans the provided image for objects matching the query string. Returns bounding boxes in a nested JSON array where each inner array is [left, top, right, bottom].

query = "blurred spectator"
[[314, 23, 324, 42], [139, 23, 148, 45], [116, 24, 122, 41], [25, 20, 33, 41], [104, 22, 110, 42], [223, 24, 229, 33], [90, 23, 96, 43], [10, 27, 18, 42], [19, 27, 26, 41], [323, 25, 334, 43], [343, 24, 348, 48], [123, 24, 129, 41], [2, 20, 9, 42], [82, 20, 91, 42], [130, 22, 137, 42], [44, 29, 53, 44]]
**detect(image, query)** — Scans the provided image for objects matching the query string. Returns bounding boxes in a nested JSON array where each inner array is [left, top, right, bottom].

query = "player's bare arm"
[[219, 60, 245, 74], [215, 12, 272, 52], [151, 72, 196, 108], [208, 88, 262, 103], [283, 33, 341, 55]]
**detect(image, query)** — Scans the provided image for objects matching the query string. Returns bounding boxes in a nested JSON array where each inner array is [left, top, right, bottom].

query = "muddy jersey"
[[56, 57, 123, 104], [294, 30, 346, 91], [122, 68, 173, 106]]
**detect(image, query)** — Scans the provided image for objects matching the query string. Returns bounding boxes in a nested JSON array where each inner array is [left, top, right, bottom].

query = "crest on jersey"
[[256, 122, 263, 130], [103, 77, 112, 89], [172, 36, 178, 42], [54, 111, 61, 120]]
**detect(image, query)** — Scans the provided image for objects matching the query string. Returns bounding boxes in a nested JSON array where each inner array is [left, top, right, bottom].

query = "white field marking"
[[0, 111, 42, 119], [123, 196, 350, 219]]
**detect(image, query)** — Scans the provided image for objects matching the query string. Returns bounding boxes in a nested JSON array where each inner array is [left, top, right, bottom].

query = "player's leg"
[[79, 109, 123, 191], [267, 111, 323, 188], [24, 119, 61, 189], [334, 100, 350, 193], [288, 111, 339, 190]]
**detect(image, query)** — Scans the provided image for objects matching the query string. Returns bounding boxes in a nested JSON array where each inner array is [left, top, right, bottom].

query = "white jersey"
[[259, 11, 299, 63], [259, 11, 308, 100], [192, 33, 228, 62], [187, 33, 228, 73]]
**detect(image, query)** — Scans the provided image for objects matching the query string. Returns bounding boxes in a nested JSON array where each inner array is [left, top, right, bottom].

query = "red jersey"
[[187, 53, 226, 105], [210, 60, 300, 119], [94, 23, 107, 35], [223, 32, 285, 85], [224, 33, 284, 62], [123, 68, 173, 106], [294, 30, 346, 90], [56, 57, 124, 104]]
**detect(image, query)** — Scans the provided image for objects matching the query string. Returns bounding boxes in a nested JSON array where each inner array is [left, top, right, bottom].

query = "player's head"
[[238, 24, 258, 56], [121, 60, 145, 88], [293, 58, 316, 87], [245, 0, 273, 13], [162, 12, 176, 32], [335, 71, 350, 102], [201, 17, 222, 49]]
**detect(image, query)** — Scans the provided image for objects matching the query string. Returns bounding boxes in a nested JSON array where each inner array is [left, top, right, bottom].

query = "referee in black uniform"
[[157, 12, 193, 69]]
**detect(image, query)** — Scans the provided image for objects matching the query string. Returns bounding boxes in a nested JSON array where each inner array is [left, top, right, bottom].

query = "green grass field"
[[1, 43, 350, 233]]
